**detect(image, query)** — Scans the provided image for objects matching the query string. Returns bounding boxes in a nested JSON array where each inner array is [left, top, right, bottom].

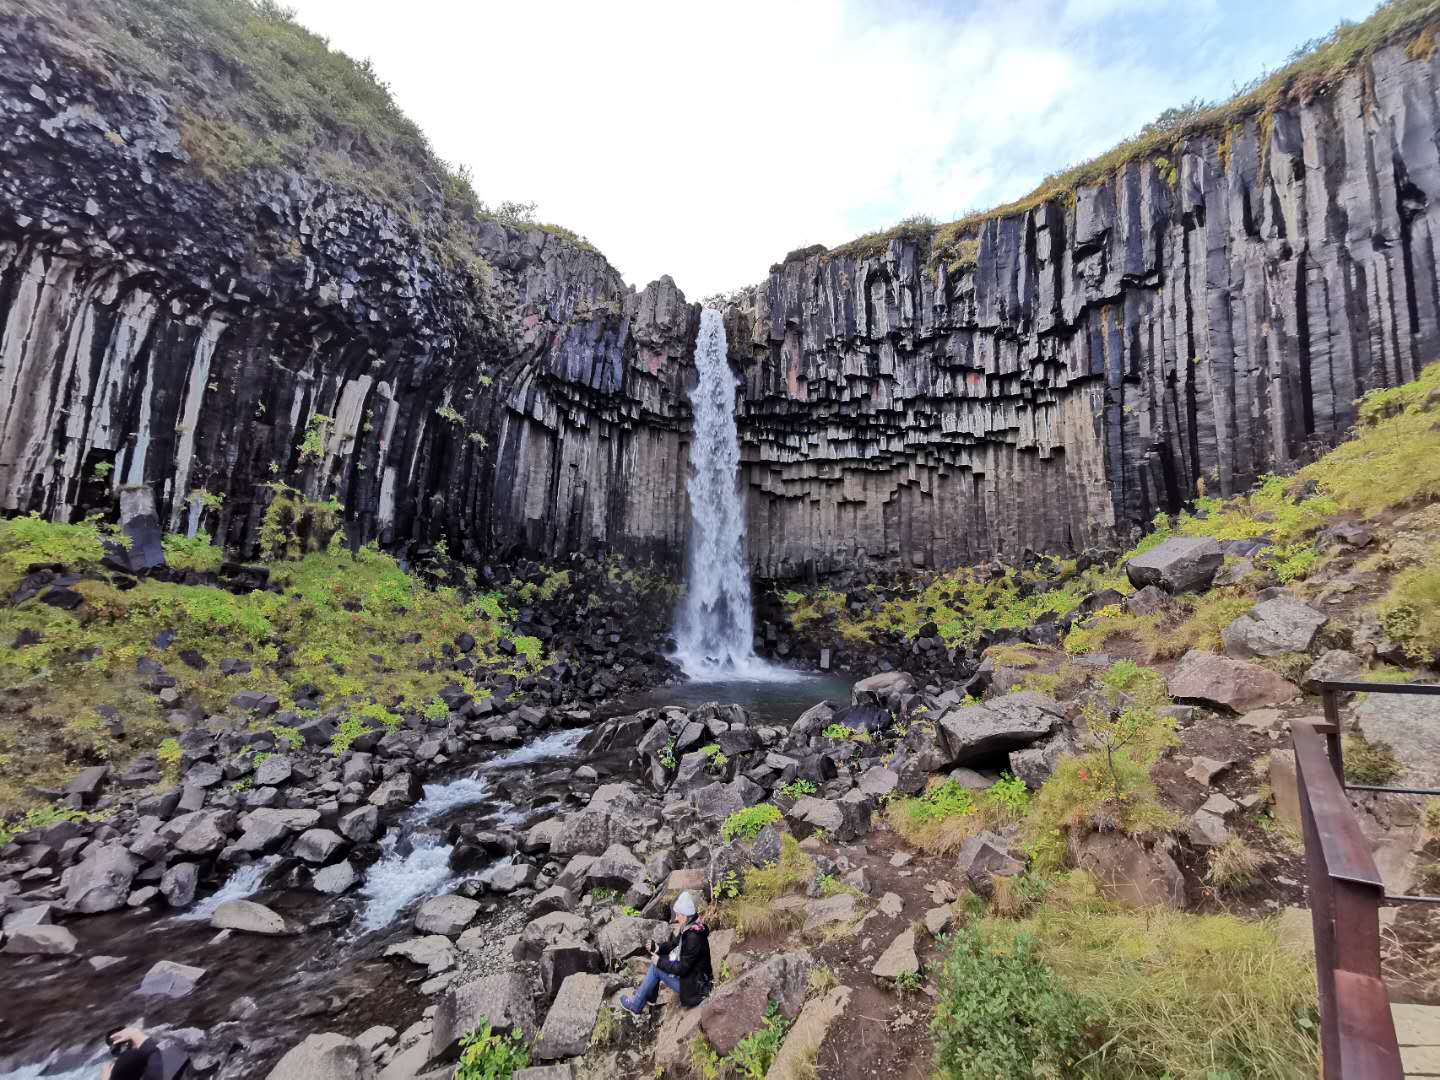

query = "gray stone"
[[956, 832, 1025, 894], [1303, 649, 1365, 691], [2, 903, 53, 931], [787, 795, 870, 841], [160, 862, 199, 908], [938, 692, 1064, 763], [528, 885, 575, 918], [293, 828, 345, 864], [415, 894, 480, 936], [535, 972, 605, 1060], [2, 924, 77, 956], [699, 952, 811, 1055], [1221, 596, 1327, 659], [138, 959, 206, 998], [1071, 831, 1185, 909], [338, 805, 380, 843], [1168, 650, 1298, 713], [212, 899, 291, 935], [369, 772, 422, 810], [871, 927, 919, 979], [431, 972, 536, 1062], [595, 915, 668, 966], [1126, 537, 1223, 594], [63, 843, 139, 913], [312, 860, 358, 895], [265, 1033, 375, 1080], [230, 807, 320, 855], [254, 755, 293, 787], [385, 935, 457, 975], [480, 860, 539, 894], [514, 912, 590, 963]]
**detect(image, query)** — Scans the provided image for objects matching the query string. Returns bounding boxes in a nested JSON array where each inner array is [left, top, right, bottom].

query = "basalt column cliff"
[[0, 12, 696, 567], [725, 40, 1440, 579]]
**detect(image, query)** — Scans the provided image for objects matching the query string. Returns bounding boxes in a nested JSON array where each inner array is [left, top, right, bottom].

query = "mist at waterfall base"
[[673, 309, 782, 683]]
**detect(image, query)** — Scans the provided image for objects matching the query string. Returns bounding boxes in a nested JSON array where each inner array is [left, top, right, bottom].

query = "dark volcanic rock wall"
[[726, 40, 1440, 579], [0, 16, 696, 566]]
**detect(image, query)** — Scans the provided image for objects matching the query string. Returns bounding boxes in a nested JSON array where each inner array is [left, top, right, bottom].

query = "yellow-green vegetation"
[[953, 900, 1320, 1079], [1342, 731, 1402, 785], [720, 803, 783, 843], [820, 722, 870, 744], [161, 531, 226, 574], [1206, 837, 1268, 895], [825, 1, 1440, 277], [0, 515, 547, 814], [709, 834, 814, 939], [984, 643, 1045, 669], [1065, 589, 1255, 660], [1377, 548, 1440, 664], [1303, 360, 1440, 515], [777, 779, 817, 800], [784, 557, 1113, 651], [887, 774, 1031, 855], [0, 804, 111, 848], [1023, 671, 1178, 872]]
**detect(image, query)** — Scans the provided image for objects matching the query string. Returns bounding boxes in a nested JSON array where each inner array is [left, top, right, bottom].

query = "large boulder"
[[265, 1033, 375, 1080], [937, 692, 1063, 764], [1125, 537, 1223, 594], [887, 726, 953, 794], [871, 928, 919, 980], [1167, 650, 1298, 712], [63, 843, 139, 913], [1009, 730, 1075, 789], [539, 942, 605, 999], [585, 844, 647, 894], [384, 935, 457, 975], [431, 972, 536, 1062], [689, 781, 746, 824], [368, 772, 422, 810], [535, 972, 605, 1060], [415, 894, 480, 937], [851, 671, 914, 706], [230, 808, 321, 855], [160, 862, 200, 908], [1070, 831, 1185, 909], [293, 828, 345, 864], [1221, 596, 1327, 659], [699, 952, 812, 1055], [164, 810, 234, 856]]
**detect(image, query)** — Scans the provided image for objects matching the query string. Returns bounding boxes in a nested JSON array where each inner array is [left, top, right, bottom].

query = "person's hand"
[[109, 1027, 145, 1050]]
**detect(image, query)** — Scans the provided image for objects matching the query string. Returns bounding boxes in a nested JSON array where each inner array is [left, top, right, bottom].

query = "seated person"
[[102, 1027, 186, 1080], [620, 891, 712, 1013]]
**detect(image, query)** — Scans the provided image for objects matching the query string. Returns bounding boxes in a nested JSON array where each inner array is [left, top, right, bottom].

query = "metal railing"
[[1294, 679, 1440, 1078]]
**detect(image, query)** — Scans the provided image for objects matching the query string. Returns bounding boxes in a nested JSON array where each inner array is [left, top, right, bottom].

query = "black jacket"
[[656, 919, 713, 1006]]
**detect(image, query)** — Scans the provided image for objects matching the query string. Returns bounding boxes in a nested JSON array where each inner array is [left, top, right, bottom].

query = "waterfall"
[[674, 309, 771, 679]]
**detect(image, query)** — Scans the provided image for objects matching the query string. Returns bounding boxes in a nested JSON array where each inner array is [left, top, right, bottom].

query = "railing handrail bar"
[[1293, 723, 1386, 888], [1316, 679, 1440, 695]]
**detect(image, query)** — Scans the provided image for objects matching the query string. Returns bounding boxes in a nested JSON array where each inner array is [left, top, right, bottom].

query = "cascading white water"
[[674, 309, 772, 679]]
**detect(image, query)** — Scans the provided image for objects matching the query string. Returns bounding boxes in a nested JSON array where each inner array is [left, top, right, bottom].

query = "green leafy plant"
[[424, 696, 450, 723], [658, 738, 677, 771], [454, 1020, 529, 1080], [721, 803, 783, 843], [726, 1002, 791, 1079], [932, 926, 1095, 1079], [821, 722, 871, 744], [297, 413, 333, 462], [700, 744, 730, 773], [778, 778, 817, 800]]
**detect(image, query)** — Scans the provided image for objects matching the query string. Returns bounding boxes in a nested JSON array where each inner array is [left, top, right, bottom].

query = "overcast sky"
[[285, 0, 1376, 299]]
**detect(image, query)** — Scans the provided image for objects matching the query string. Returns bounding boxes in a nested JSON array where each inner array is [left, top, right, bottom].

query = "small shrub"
[[423, 696, 450, 723], [931, 927, 1095, 1079], [721, 803, 783, 843], [157, 736, 183, 780], [726, 1002, 791, 1078], [161, 530, 225, 573], [329, 715, 371, 755], [1343, 732, 1401, 785], [454, 1020, 529, 1080], [821, 723, 871, 744]]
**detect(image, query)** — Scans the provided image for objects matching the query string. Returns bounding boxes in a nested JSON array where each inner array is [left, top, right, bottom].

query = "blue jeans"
[[627, 963, 681, 1009]]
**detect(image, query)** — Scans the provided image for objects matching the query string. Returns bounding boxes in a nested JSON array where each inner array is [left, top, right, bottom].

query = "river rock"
[[229, 807, 321, 855], [164, 810, 234, 856], [535, 972, 605, 1060], [1125, 537, 1223, 593], [63, 843, 139, 913], [384, 935, 457, 975], [585, 843, 646, 893], [540, 942, 605, 999], [2, 924, 78, 956], [160, 862, 199, 908], [1167, 650, 1299, 712], [431, 972, 536, 1062], [265, 1033, 375, 1080], [1221, 596, 1327, 659], [480, 860, 538, 894], [338, 805, 380, 843], [138, 959, 206, 998], [293, 828, 345, 864], [528, 885, 575, 918], [515, 912, 590, 963], [369, 772, 422, 810], [212, 899, 291, 935], [312, 860, 358, 895], [415, 894, 480, 936], [253, 755, 293, 787]]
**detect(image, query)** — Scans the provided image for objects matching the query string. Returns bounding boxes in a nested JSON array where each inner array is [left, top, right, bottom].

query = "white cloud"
[[282, 0, 1374, 299]]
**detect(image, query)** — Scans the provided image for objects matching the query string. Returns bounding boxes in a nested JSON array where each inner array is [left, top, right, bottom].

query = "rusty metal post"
[[1297, 730, 1341, 1078], [1322, 684, 1345, 788]]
